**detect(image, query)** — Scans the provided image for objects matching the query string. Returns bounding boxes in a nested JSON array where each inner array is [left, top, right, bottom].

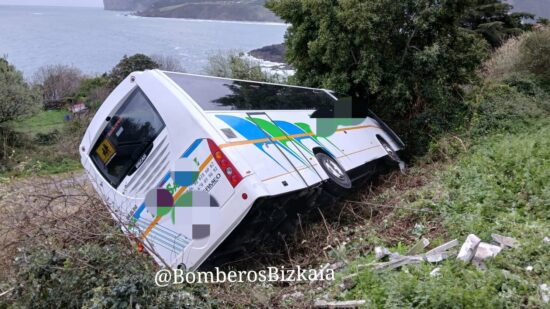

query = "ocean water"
[[0, 5, 287, 78]]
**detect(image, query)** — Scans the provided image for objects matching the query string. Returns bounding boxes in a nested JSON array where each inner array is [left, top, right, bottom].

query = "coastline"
[[123, 11, 288, 26]]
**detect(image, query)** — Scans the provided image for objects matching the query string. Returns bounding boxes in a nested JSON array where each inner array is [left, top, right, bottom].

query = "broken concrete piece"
[[474, 242, 502, 261], [314, 300, 366, 308], [457, 234, 481, 263], [491, 234, 519, 249], [426, 239, 459, 255], [406, 238, 430, 255], [540, 284, 550, 304], [425, 251, 452, 263], [375, 247, 391, 260]]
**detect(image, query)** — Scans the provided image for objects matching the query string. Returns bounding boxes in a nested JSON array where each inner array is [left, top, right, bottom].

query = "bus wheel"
[[378, 138, 406, 173], [315, 152, 352, 189]]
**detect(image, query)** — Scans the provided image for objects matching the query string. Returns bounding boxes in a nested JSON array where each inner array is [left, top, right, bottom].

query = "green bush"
[[518, 29, 550, 81], [467, 82, 549, 136], [7, 242, 210, 308], [34, 129, 60, 145]]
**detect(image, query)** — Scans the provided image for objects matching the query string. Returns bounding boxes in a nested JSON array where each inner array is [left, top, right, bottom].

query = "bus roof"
[[159, 70, 336, 111]]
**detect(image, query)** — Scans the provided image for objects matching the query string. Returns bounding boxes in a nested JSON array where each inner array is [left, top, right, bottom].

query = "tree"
[[204, 51, 274, 82], [462, 0, 534, 48], [0, 58, 38, 125], [266, 0, 488, 154], [150, 54, 185, 72], [108, 54, 159, 88], [33, 64, 83, 103]]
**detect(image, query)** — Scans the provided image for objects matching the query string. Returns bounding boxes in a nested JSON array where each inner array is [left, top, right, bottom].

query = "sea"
[[0, 5, 288, 79]]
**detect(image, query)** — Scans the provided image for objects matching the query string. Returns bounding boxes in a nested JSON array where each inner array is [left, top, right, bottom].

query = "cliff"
[[103, 0, 157, 11], [104, 0, 281, 22]]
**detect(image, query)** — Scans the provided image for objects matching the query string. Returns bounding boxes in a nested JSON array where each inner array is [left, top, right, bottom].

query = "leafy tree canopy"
[[462, 0, 534, 48], [0, 58, 38, 125], [266, 0, 489, 154], [108, 54, 159, 88]]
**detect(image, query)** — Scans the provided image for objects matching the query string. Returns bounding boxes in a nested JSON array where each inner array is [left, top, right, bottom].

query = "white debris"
[[543, 237, 550, 245], [540, 284, 550, 304], [426, 239, 459, 255], [457, 234, 481, 263], [282, 291, 304, 301], [314, 299, 366, 308], [526, 266, 534, 271], [375, 247, 391, 260], [491, 234, 519, 249], [474, 242, 502, 261], [430, 267, 441, 277], [426, 252, 452, 263]]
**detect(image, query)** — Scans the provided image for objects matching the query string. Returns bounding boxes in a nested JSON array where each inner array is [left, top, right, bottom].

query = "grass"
[[324, 118, 550, 308], [1, 109, 83, 178], [10, 110, 69, 136]]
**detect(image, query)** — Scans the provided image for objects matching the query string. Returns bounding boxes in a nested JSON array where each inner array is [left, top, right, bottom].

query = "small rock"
[[430, 267, 441, 277], [540, 284, 550, 303], [339, 274, 358, 291], [526, 266, 534, 271], [474, 242, 502, 261], [543, 237, 550, 245], [375, 247, 391, 260], [457, 234, 481, 263]]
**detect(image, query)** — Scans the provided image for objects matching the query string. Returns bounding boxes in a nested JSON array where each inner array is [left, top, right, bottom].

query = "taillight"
[[207, 139, 243, 187]]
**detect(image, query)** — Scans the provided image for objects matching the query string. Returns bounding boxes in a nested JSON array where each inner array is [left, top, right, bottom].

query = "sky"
[[0, 0, 103, 7]]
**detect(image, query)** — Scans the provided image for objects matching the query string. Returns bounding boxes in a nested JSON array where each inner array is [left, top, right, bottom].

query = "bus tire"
[[315, 152, 352, 189]]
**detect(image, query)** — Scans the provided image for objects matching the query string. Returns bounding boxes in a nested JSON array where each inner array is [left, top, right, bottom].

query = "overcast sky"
[[0, 0, 103, 7]]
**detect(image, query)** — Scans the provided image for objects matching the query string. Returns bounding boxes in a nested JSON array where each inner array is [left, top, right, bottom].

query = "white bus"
[[79, 70, 404, 270]]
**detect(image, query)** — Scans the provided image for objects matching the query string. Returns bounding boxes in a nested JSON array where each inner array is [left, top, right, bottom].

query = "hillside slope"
[[103, 0, 281, 22]]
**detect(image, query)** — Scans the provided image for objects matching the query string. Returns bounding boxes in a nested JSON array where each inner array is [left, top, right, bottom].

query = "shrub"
[[34, 129, 61, 145], [33, 64, 83, 103], [467, 82, 548, 136], [518, 28, 550, 81], [0, 58, 39, 125], [8, 243, 209, 308], [205, 50, 269, 82], [151, 54, 185, 72], [77, 75, 110, 109]]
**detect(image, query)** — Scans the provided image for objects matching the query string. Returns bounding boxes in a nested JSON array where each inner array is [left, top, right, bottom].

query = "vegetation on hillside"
[[1, 1, 549, 306]]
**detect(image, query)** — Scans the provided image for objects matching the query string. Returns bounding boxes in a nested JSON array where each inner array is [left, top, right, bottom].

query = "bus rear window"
[[165, 72, 335, 111], [90, 88, 165, 188]]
